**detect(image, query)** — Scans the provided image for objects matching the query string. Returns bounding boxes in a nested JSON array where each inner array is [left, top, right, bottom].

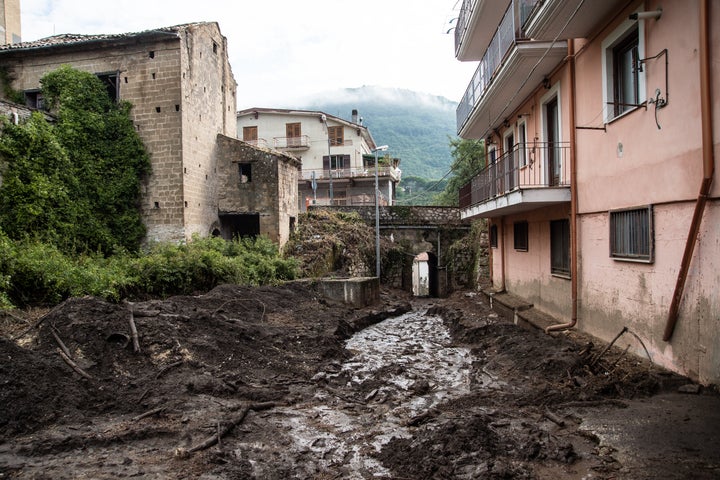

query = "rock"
[[678, 383, 701, 394]]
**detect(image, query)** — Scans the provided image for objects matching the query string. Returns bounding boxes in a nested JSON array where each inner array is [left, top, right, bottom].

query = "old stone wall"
[[1, 34, 186, 243], [216, 135, 299, 245], [179, 23, 237, 240], [318, 205, 464, 226], [0, 23, 238, 245]]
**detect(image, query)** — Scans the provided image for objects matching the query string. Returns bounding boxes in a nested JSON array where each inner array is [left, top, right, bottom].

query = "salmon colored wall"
[[491, 205, 572, 320], [574, 0, 719, 213], [579, 201, 720, 384]]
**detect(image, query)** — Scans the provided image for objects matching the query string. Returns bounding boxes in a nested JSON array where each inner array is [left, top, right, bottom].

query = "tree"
[[433, 138, 485, 206], [0, 66, 151, 253]]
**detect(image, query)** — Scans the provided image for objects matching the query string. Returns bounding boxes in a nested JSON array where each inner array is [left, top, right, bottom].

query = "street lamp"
[[373, 145, 389, 279]]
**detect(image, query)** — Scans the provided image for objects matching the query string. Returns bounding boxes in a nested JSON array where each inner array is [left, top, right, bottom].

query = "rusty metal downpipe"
[[546, 40, 579, 334], [663, 0, 715, 342]]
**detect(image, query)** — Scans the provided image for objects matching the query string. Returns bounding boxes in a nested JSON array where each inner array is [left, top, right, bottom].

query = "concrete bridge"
[[314, 206, 476, 297]]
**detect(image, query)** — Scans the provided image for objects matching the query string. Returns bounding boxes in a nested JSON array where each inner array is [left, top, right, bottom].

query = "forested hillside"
[[301, 86, 458, 180]]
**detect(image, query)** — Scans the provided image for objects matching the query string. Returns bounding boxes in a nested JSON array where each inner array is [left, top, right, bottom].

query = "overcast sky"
[[21, 0, 478, 109]]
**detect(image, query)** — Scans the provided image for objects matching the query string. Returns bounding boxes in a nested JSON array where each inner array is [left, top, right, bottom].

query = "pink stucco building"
[[455, 0, 719, 384]]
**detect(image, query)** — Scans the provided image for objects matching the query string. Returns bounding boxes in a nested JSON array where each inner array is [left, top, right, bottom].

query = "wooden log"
[[57, 348, 93, 380]]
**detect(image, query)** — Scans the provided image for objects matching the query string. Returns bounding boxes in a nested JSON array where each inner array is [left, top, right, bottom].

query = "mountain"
[[300, 86, 458, 180]]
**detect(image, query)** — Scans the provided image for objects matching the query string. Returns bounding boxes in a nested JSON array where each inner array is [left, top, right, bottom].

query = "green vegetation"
[[0, 66, 150, 254], [434, 138, 486, 206], [396, 175, 448, 206], [0, 233, 298, 308], [0, 66, 298, 309]]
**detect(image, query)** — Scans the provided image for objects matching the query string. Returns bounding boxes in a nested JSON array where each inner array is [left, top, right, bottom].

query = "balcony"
[[522, 0, 630, 41], [454, 0, 513, 61], [301, 165, 401, 183], [459, 142, 570, 218], [273, 135, 310, 150], [456, 1, 566, 139], [243, 138, 269, 149]]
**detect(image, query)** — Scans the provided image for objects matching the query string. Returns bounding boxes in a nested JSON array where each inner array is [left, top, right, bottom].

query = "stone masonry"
[[0, 23, 265, 245]]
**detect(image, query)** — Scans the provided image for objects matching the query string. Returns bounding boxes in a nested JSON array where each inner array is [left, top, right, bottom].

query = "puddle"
[[243, 311, 477, 478]]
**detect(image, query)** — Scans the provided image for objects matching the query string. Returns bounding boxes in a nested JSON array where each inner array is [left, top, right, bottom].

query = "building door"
[[545, 97, 560, 186], [504, 132, 515, 191], [286, 122, 301, 147]]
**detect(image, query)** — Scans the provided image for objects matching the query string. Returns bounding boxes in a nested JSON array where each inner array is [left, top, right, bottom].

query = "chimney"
[[352, 109, 359, 124]]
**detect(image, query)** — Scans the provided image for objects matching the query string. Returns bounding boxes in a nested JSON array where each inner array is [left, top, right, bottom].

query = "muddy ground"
[[1, 283, 718, 479]]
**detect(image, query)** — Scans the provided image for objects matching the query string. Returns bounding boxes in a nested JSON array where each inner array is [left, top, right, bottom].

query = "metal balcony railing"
[[454, 0, 473, 57], [244, 138, 269, 149], [273, 135, 310, 149], [456, 0, 539, 132], [301, 166, 401, 182], [459, 142, 570, 209]]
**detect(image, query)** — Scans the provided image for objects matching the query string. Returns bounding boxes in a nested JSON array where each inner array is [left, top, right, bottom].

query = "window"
[[550, 219, 570, 276], [286, 122, 302, 147], [24, 90, 45, 110], [613, 27, 639, 117], [514, 221, 528, 251], [323, 154, 350, 172], [328, 126, 344, 146], [239, 163, 252, 183], [489, 224, 498, 248], [96, 72, 119, 102], [243, 126, 258, 143], [610, 206, 653, 262], [518, 121, 527, 167], [603, 17, 645, 122]]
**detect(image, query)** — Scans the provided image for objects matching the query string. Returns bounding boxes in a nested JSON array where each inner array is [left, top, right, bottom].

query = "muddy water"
[[243, 310, 482, 478]]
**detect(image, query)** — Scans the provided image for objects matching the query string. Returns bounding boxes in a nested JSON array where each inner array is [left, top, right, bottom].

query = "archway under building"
[[411, 251, 438, 297], [218, 213, 260, 241]]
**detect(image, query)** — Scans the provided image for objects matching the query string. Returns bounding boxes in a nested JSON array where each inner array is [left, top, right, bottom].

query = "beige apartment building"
[[237, 108, 401, 212], [0, 22, 298, 245]]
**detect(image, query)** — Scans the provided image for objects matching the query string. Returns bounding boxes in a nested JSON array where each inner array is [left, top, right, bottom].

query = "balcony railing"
[[273, 135, 310, 149], [459, 142, 570, 209], [301, 166, 401, 182], [244, 138, 269, 149], [454, 0, 473, 57], [456, 0, 539, 132]]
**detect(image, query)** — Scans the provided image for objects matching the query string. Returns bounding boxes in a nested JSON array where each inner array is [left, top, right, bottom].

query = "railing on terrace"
[[301, 166, 401, 181], [454, 0, 473, 57], [456, 0, 539, 132], [244, 138, 269, 148], [273, 135, 310, 149], [459, 142, 570, 209]]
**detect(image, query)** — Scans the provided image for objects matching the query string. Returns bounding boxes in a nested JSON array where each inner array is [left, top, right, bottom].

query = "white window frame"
[[540, 81, 562, 185], [517, 119, 528, 167], [602, 11, 646, 123]]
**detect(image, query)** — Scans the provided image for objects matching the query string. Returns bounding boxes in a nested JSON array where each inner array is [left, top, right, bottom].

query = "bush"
[[0, 234, 299, 308]]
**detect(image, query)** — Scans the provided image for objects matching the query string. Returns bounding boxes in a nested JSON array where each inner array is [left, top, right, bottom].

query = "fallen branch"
[[156, 360, 184, 379], [590, 326, 627, 368], [12, 304, 64, 340], [50, 325, 72, 359], [212, 298, 267, 323], [125, 301, 140, 353], [183, 401, 279, 454], [132, 407, 165, 422], [57, 348, 93, 380], [543, 409, 566, 427]]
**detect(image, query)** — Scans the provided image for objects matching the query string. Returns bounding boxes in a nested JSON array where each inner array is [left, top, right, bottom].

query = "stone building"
[[0, 22, 297, 245], [216, 134, 299, 246]]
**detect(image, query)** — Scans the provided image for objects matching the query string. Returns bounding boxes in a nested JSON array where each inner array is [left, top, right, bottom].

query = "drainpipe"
[[499, 216, 506, 292], [663, 0, 715, 341], [546, 39, 578, 333]]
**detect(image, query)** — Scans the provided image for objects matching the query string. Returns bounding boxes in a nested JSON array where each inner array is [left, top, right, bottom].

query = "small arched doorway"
[[412, 251, 438, 297]]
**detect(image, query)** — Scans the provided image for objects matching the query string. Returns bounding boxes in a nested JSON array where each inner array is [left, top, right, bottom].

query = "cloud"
[[20, 0, 477, 106]]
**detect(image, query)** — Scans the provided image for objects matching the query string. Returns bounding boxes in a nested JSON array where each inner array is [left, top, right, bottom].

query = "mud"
[[1, 284, 718, 479]]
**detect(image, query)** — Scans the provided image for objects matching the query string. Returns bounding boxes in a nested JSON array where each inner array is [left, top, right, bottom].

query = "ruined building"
[[0, 22, 298, 246]]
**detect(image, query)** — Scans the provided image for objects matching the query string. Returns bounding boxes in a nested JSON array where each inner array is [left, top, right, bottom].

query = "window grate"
[[610, 206, 653, 262]]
